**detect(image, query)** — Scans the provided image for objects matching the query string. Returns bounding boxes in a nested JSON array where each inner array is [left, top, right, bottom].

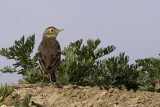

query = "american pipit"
[[38, 26, 63, 82]]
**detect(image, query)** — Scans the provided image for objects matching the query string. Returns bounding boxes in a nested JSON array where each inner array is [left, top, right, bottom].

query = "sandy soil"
[[2, 83, 160, 107]]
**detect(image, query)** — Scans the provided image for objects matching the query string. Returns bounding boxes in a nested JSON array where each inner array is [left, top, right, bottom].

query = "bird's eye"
[[51, 30, 54, 32]]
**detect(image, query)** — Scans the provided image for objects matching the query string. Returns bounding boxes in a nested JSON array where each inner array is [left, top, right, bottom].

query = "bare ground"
[[2, 83, 160, 107]]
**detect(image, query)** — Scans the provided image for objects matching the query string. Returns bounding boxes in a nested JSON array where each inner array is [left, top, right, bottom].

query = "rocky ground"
[[2, 83, 160, 107]]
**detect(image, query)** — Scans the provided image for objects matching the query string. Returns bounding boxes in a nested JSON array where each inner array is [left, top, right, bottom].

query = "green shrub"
[[0, 35, 35, 75], [14, 94, 32, 107], [136, 57, 160, 91], [0, 35, 160, 92], [0, 35, 50, 83], [102, 52, 140, 90], [57, 39, 116, 86], [0, 84, 15, 105]]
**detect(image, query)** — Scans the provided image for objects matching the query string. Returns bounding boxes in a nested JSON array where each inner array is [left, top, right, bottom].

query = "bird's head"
[[43, 26, 64, 38]]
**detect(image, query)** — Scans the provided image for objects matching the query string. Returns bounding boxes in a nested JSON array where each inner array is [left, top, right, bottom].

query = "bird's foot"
[[50, 82, 62, 88], [36, 82, 49, 88]]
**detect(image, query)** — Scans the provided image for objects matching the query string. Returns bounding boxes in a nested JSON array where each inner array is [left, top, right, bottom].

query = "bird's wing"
[[49, 49, 61, 71], [38, 39, 61, 73], [37, 40, 48, 74], [48, 40, 61, 71], [37, 50, 47, 72]]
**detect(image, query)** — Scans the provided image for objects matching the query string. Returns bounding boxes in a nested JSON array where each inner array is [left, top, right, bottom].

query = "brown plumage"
[[38, 26, 63, 82]]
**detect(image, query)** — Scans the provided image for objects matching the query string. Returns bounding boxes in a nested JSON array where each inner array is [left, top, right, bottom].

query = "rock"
[[3, 83, 160, 107]]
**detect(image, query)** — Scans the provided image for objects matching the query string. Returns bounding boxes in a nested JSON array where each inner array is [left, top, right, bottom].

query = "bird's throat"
[[43, 34, 57, 39]]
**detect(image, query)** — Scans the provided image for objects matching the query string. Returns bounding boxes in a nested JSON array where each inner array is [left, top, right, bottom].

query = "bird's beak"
[[57, 29, 64, 32]]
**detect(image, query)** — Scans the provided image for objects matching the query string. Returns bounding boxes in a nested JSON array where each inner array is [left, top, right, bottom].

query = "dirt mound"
[[2, 83, 160, 107]]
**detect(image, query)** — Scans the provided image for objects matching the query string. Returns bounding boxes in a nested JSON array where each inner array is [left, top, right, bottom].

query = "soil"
[[2, 83, 160, 107]]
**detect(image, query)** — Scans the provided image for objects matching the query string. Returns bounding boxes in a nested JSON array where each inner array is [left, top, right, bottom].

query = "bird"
[[37, 26, 63, 83]]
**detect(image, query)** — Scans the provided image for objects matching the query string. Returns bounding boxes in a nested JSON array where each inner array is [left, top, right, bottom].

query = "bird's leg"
[[39, 71, 45, 87], [50, 71, 56, 82], [39, 70, 47, 88], [43, 71, 45, 83], [50, 72, 61, 88]]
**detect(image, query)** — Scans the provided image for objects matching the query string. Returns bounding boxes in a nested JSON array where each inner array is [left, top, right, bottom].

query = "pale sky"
[[0, 0, 160, 84]]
